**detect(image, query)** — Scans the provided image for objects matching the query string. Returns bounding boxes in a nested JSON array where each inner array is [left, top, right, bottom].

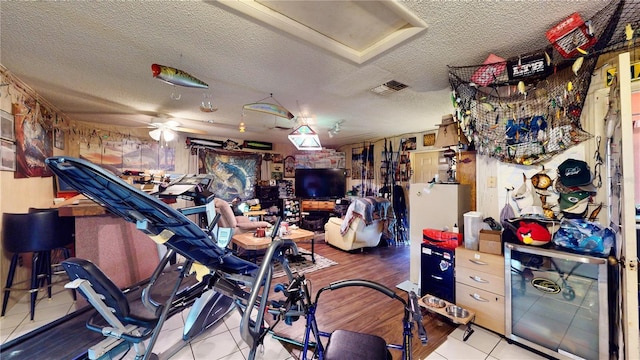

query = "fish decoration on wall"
[[151, 64, 208, 89]]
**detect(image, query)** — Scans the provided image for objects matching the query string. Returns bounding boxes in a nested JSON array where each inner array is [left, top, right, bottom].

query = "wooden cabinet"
[[301, 200, 335, 212], [456, 151, 476, 211], [455, 246, 505, 335]]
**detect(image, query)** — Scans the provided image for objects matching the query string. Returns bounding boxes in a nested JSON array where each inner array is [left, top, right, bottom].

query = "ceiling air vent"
[[370, 80, 408, 96]]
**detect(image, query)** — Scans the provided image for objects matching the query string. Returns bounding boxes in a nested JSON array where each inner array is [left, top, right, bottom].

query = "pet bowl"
[[446, 305, 469, 318], [424, 296, 446, 308]]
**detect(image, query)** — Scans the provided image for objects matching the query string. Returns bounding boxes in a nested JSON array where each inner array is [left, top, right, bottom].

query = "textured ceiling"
[[0, 1, 607, 149]]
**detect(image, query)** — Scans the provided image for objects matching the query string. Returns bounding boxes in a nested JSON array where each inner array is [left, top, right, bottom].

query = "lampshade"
[[434, 114, 468, 148], [288, 124, 322, 151], [149, 128, 176, 142]]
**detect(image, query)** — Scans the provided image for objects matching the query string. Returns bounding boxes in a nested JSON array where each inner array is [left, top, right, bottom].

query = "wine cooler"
[[505, 243, 611, 360]]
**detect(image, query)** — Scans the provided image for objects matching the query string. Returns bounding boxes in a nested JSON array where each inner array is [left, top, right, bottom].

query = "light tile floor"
[[1, 283, 547, 360]]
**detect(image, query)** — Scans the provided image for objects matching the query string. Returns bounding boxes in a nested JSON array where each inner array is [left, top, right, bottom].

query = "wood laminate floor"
[[267, 237, 456, 360]]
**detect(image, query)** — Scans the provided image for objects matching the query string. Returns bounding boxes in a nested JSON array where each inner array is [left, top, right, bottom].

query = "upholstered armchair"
[[324, 197, 393, 251], [214, 198, 271, 234], [324, 216, 384, 251]]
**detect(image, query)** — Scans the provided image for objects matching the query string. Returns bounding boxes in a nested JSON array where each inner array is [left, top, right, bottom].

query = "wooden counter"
[[56, 195, 159, 289]]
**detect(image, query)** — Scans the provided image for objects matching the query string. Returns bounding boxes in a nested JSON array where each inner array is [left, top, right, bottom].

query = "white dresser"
[[455, 247, 505, 335]]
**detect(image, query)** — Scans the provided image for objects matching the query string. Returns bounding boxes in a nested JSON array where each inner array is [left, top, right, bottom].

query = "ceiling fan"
[[267, 116, 295, 131], [145, 116, 207, 142]]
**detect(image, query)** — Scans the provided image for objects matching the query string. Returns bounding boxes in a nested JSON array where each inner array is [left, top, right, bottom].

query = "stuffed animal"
[[516, 221, 551, 246]]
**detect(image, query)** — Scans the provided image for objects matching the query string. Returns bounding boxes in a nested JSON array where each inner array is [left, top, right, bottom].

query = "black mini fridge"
[[420, 243, 455, 303]]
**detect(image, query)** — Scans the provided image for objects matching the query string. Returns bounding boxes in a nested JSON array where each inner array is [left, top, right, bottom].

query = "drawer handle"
[[470, 276, 488, 283], [431, 275, 443, 280], [470, 293, 489, 302], [469, 259, 488, 266]]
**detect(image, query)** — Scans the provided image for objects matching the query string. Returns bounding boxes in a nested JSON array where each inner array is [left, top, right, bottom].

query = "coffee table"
[[231, 228, 316, 262]]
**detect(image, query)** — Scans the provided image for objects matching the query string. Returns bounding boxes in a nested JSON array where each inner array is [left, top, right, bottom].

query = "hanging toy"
[[625, 23, 635, 44], [151, 64, 209, 89], [572, 57, 584, 75], [517, 81, 526, 95]]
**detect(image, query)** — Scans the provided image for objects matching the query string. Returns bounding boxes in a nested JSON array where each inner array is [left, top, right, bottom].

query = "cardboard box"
[[479, 229, 502, 255]]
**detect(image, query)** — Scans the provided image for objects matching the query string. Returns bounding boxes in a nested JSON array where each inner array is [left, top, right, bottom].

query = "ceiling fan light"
[[163, 129, 176, 142], [149, 128, 162, 141]]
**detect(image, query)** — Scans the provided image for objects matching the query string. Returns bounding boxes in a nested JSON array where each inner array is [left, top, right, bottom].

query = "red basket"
[[545, 13, 597, 58], [422, 229, 462, 250]]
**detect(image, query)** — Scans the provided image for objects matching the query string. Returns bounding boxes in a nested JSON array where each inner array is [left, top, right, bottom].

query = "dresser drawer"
[[456, 266, 505, 296], [317, 201, 335, 211], [456, 282, 505, 335], [455, 247, 504, 276]]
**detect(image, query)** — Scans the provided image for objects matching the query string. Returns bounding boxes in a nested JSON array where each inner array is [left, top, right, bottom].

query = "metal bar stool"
[[1, 209, 75, 320]]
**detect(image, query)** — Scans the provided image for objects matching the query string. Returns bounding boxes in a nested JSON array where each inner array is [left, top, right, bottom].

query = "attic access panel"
[[216, 0, 428, 64]]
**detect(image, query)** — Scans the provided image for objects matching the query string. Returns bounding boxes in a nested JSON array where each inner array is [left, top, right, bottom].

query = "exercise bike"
[[266, 274, 428, 360], [45, 156, 428, 360]]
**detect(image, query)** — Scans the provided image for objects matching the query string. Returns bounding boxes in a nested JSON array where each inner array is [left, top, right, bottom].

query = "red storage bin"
[[422, 229, 462, 250]]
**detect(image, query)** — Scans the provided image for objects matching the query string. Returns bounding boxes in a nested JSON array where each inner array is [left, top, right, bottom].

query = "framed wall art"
[[54, 128, 65, 150], [1, 139, 16, 171], [284, 156, 296, 177], [1, 110, 14, 141], [423, 130, 437, 148], [401, 136, 417, 151]]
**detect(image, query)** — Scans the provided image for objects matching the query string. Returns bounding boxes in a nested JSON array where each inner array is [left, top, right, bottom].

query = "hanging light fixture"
[[243, 93, 294, 120], [239, 122, 246, 132], [149, 128, 176, 142], [288, 124, 322, 151]]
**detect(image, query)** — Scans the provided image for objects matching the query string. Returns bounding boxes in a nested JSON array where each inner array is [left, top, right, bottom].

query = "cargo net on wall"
[[447, 0, 634, 165], [449, 58, 596, 165]]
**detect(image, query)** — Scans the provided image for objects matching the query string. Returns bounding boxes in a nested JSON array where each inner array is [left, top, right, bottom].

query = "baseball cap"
[[554, 177, 597, 194], [559, 191, 591, 214], [557, 159, 592, 187]]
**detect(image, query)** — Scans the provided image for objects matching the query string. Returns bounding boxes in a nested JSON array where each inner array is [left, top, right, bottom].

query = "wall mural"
[[351, 145, 374, 180], [79, 139, 175, 172], [198, 148, 261, 202], [13, 101, 53, 178]]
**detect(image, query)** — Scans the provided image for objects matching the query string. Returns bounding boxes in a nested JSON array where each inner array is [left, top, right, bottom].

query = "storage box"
[[479, 229, 502, 255], [545, 12, 597, 58], [423, 228, 462, 250]]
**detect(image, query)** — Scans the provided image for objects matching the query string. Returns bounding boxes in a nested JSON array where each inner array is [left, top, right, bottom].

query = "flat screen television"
[[295, 168, 346, 199]]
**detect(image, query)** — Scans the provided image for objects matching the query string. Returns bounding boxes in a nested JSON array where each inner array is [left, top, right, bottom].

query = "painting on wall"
[[284, 156, 295, 177], [158, 146, 176, 171], [102, 141, 123, 169], [13, 101, 53, 178], [402, 136, 417, 151], [423, 131, 436, 148], [351, 145, 374, 180], [123, 140, 143, 170], [199, 149, 261, 202]]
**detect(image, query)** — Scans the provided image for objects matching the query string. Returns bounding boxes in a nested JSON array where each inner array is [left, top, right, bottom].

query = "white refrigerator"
[[408, 183, 471, 286]]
